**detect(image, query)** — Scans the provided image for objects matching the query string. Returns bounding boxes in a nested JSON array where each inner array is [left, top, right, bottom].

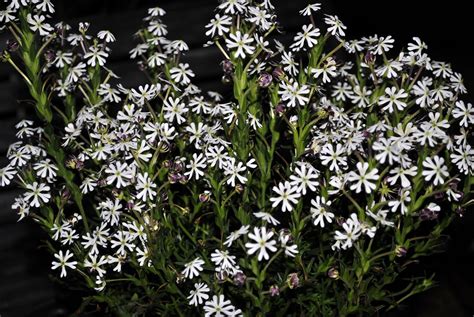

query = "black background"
[[0, 1, 472, 316]]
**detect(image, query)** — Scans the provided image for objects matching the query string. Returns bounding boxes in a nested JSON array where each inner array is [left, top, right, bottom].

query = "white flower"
[[347, 162, 379, 194], [450, 145, 474, 175], [205, 14, 232, 37], [105, 162, 133, 188], [224, 225, 250, 247], [422, 155, 449, 186], [245, 227, 277, 261], [289, 162, 319, 195], [185, 153, 207, 180], [281, 51, 299, 76], [270, 181, 301, 212], [279, 232, 299, 258], [310, 196, 335, 228], [97, 30, 116, 43], [324, 15, 346, 37], [218, 0, 247, 14], [163, 97, 188, 125], [33, 159, 58, 179], [182, 257, 205, 279], [225, 31, 255, 59], [372, 35, 394, 55], [299, 3, 321, 16], [27, 14, 53, 36], [379, 87, 408, 113], [0, 166, 16, 187], [332, 214, 362, 250], [253, 211, 280, 225], [51, 250, 77, 278], [388, 190, 411, 214], [320, 143, 347, 172], [311, 59, 337, 83], [147, 52, 167, 68], [278, 80, 310, 108], [291, 24, 320, 51], [452, 101, 474, 127], [84, 46, 109, 67], [170, 63, 195, 86], [387, 165, 417, 188], [84, 253, 108, 277], [110, 230, 135, 255], [136, 172, 157, 201], [223, 158, 248, 187], [188, 282, 210, 306], [24, 182, 51, 208], [204, 294, 241, 317], [211, 249, 237, 272]]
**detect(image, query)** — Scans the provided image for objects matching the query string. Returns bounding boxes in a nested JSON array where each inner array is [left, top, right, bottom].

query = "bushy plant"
[[1, 1, 473, 316]]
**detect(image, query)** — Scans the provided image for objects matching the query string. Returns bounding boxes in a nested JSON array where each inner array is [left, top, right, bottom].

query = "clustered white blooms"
[[1, 0, 473, 315]]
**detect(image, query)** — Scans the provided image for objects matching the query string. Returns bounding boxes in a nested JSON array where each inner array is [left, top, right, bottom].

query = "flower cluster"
[[1, 0, 473, 316]]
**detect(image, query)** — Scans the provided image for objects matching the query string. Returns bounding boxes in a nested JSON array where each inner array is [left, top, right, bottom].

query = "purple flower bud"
[[44, 49, 56, 63], [258, 73, 273, 88], [235, 184, 244, 194], [364, 51, 376, 64], [233, 272, 247, 287], [126, 201, 135, 210], [221, 59, 234, 74], [199, 192, 210, 202], [362, 130, 371, 139], [327, 267, 339, 279], [6, 39, 19, 52], [419, 208, 438, 221], [174, 160, 185, 173], [168, 172, 180, 184], [272, 66, 284, 79], [395, 246, 407, 258], [61, 188, 71, 201], [179, 174, 189, 184], [138, 61, 146, 72], [215, 271, 228, 283], [336, 216, 345, 226], [275, 103, 286, 115], [98, 178, 108, 187], [434, 192, 445, 200], [162, 160, 172, 169], [287, 273, 300, 289], [269, 285, 280, 297]]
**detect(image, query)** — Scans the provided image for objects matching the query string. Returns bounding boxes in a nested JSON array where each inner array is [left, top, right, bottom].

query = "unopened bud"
[[287, 273, 300, 289], [258, 73, 273, 88], [327, 267, 339, 280], [395, 246, 407, 258]]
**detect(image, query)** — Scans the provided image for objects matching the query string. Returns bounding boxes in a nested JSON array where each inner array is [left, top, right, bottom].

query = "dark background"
[[0, 1, 472, 316]]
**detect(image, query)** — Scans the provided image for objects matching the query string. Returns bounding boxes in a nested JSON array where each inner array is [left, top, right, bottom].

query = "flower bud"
[[286, 273, 300, 289], [272, 66, 284, 79], [327, 267, 339, 280], [162, 160, 172, 169], [269, 285, 280, 297], [275, 103, 286, 116], [79, 22, 90, 33], [6, 39, 19, 52], [221, 74, 232, 84], [221, 59, 234, 74], [44, 49, 56, 63], [364, 51, 376, 64], [215, 271, 228, 284], [235, 184, 244, 194], [258, 73, 273, 88], [395, 245, 407, 258], [233, 272, 247, 287], [199, 191, 211, 202]]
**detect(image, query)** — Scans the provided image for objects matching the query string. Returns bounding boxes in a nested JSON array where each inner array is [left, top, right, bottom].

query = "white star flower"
[[245, 227, 277, 261]]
